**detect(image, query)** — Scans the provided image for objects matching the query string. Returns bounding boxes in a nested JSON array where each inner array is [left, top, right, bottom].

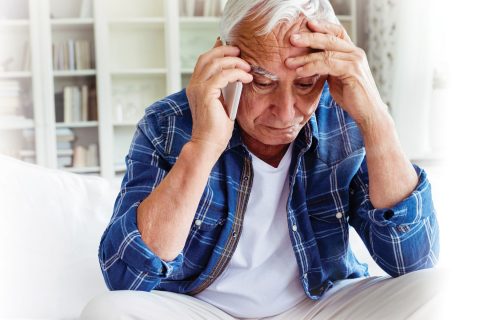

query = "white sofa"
[[0, 155, 384, 320]]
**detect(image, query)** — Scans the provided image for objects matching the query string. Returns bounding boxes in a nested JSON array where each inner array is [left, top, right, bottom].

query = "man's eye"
[[297, 83, 315, 89], [254, 81, 273, 88]]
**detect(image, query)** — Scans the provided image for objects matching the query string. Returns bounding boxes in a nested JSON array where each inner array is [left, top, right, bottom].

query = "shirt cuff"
[[107, 201, 184, 277], [359, 165, 434, 227]]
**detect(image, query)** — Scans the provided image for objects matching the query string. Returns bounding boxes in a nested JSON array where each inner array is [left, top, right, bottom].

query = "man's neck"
[[241, 131, 290, 168]]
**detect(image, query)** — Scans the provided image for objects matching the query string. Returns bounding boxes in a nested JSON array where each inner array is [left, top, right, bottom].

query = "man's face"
[[233, 16, 328, 146]]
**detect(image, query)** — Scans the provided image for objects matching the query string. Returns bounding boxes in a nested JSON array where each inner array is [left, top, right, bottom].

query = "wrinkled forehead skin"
[[230, 15, 313, 70]]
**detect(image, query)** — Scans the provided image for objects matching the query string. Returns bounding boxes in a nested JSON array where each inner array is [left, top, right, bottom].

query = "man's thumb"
[[213, 36, 222, 48]]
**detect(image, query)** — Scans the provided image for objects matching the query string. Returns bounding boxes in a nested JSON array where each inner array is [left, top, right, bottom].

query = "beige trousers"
[[80, 268, 445, 320]]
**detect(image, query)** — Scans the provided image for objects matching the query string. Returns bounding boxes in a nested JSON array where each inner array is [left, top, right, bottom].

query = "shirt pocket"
[[181, 204, 228, 278], [307, 193, 349, 261]]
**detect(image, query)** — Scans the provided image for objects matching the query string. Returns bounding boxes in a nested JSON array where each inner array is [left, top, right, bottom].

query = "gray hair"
[[220, 0, 339, 43]]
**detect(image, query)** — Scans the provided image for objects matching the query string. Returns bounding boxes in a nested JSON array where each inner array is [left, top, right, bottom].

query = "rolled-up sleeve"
[[98, 113, 184, 291], [348, 158, 440, 277]]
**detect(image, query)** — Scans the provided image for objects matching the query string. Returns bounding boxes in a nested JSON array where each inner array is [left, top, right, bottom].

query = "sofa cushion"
[[0, 155, 384, 319], [0, 155, 117, 319]]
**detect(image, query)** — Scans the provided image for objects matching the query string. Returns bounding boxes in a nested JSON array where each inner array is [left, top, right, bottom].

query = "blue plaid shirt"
[[99, 84, 439, 299]]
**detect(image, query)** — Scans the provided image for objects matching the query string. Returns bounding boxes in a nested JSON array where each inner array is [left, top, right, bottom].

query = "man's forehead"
[[233, 16, 312, 66]]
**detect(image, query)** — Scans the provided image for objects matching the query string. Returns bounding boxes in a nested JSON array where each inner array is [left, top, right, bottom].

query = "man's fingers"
[[307, 19, 352, 43], [285, 51, 352, 69], [294, 57, 350, 78], [194, 45, 241, 74], [208, 68, 253, 93], [290, 31, 354, 53], [213, 36, 222, 48], [200, 56, 251, 81]]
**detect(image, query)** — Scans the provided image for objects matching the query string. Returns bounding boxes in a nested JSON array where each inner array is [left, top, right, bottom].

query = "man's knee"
[[80, 290, 145, 320], [388, 267, 446, 319], [395, 267, 445, 294]]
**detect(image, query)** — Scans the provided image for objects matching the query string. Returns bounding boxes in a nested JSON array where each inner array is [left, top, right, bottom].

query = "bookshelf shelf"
[[64, 166, 101, 174], [0, 0, 358, 181], [53, 70, 96, 77], [56, 121, 98, 128], [108, 17, 165, 25], [179, 17, 221, 24], [50, 18, 94, 26], [0, 20, 30, 27], [0, 119, 35, 130], [181, 68, 194, 74], [112, 122, 137, 127], [110, 68, 167, 76], [0, 71, 32, 78]]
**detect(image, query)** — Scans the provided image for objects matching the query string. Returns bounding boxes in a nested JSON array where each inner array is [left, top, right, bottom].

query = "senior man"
[[82, 0, 441, 319]]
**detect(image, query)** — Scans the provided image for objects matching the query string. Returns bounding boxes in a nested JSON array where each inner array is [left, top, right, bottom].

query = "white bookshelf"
[[0, 0, 358, 181]]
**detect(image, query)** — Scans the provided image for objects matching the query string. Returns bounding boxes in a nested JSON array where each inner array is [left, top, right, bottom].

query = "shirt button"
[[335, 212, 343, 219], [195, 219, 202, 226], [232, 231, 237, 238], [292, 225, 298, 232], [243, 176, 249, 181]]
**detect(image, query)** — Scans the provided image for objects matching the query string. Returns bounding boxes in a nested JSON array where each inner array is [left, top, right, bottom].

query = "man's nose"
[[271, 89, 296, 125]]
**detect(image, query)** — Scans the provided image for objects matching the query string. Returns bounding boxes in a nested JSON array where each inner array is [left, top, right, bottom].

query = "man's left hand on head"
[[285, 19, 388, 128]]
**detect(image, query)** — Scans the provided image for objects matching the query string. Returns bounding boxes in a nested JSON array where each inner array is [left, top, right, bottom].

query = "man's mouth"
[[264, 125, 297, 131]]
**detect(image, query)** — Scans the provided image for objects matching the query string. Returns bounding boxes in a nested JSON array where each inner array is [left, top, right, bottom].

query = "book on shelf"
[[183, 0, 195, 16], [58, 85, 93, 123], [203, 0, 221, 17], [72, 143, 98, 168], [68, 40, 75, 70], [72, 86, 81, 121], [54, 91, 63, 122], [63, 86, 72, 122], [56, 128, 75, 168], [86, 143, 98, 166], [75, 41, 91, 70], [0, 80, 22, 117], [88, 87, 97, 121], [57, 141, 73, 150], [81, 85, 88, 121], [183, 0, 221, 17], [72, 145, 86, 167], [56, 128, 75, 143], [57, 149, 74, 156], [58, 155, 73, 168], [53, 40, 93, 71], [79, 0, 93, 18], [21, 41, 30, 71]]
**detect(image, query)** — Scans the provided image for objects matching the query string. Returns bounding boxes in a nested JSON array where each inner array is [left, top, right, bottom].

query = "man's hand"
[[186, 38, 253, 155], [285, 19, 387, 130], [286, 20, 419, 209]]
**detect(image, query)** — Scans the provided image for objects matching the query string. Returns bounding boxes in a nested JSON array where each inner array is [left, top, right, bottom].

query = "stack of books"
[[55, 85, 97, 123], [52, 40, 93, 70], [0, 80, 22, 118], [73, 143, 98, 168], [56, 128, 75, 168]]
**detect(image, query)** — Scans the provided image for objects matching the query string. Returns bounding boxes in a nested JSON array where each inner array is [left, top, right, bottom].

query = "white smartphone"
[[221, 39, 243, 120], [221, 81, 242, 120]]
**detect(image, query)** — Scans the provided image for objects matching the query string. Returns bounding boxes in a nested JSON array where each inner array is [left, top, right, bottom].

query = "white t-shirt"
[[195, 143, 306, 318]]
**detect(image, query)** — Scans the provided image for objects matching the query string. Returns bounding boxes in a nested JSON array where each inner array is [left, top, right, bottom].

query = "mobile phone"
[[221, 81, 242, 120], [221, 39, 243, 120]]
